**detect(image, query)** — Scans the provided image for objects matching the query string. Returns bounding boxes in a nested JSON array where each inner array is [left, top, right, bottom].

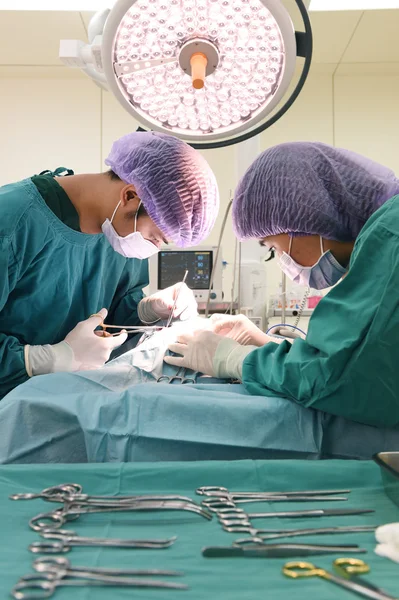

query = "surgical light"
[[60, 0, 312, 148]]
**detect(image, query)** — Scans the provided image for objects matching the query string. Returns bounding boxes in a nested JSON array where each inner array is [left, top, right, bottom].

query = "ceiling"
[[0, 4, 398, 78]]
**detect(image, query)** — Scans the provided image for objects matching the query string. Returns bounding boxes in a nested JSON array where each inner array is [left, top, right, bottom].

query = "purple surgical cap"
[[233, 142, 399, 242], [105, 131, 219, 247]]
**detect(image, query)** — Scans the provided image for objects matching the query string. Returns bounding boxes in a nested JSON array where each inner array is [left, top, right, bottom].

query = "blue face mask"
[[278, 237, 348, 290]]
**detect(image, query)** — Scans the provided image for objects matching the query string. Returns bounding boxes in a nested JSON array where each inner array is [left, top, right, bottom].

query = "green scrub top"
[[0, 173, 149, 399], [31, 169, 81, 232], [242, 194, 399, 429]]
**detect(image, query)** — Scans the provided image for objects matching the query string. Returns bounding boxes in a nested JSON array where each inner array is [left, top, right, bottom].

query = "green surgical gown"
[[242, 195, 399, 428], [0, 177, 148, 399]]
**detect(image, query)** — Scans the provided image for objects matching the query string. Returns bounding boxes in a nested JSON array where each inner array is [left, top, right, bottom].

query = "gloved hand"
[[206, 314, 272, 346], [375, 523, 399, 564], [165, 330, 257, 380], [25, 308, 127, 376], [138, 283, 198, 324]]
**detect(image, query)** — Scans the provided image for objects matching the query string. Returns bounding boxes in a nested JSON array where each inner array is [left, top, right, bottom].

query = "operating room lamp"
[[60, 0, 312, 149]]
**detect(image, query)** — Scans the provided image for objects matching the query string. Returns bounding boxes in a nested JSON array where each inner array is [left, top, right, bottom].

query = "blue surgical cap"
[[233, 142, 399, 241]]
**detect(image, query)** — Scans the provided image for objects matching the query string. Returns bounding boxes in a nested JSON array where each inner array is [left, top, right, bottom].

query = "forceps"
[[283, 558, 397, 600], [196, 486, 351, 499], [203, 496, 348, 512], [11, 483, 197, 505], [230, 525, 378, 545], [30, 530, 177, 554], [33, 556, 183, 577], [10, 484, 83, 502], [218, 507, 374, 526], [13, 558, 187, 599], [157, 367, 197, 384], [29, 500, 212, 532]]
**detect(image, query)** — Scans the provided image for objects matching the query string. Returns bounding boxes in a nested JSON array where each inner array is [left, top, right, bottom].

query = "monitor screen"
[[158, 251, 213, 290]]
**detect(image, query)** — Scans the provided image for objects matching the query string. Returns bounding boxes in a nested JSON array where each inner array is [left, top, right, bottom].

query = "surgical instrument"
[[202, 496, 348, 511], [202, 543, 367, 559], [13, 559, 188, 600], [157, 367, 197, 384], [29, 500, 212, 532], [196, 486, 351, 498], [218, 508, 375, 526], [10, 484, 83, 502], [165, 269, 189, 328], [100, 325, 163, 337], [229, 525, 378, 544], [283, 558, 397, 600], [33, 556, 183, 578], [30, 531, 177, 554], [11, 483, 198, 505]]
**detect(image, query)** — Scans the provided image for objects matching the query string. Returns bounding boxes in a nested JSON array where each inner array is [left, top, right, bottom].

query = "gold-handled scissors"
[[283, 558, 397, 600], [88, 314, 163, 337]]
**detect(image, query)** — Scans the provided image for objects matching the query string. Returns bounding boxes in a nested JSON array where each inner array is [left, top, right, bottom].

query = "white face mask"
[[102, 200, 159, 260]]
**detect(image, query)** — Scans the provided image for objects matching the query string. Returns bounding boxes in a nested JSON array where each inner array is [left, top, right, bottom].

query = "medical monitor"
[[149, 246, 223, 303]]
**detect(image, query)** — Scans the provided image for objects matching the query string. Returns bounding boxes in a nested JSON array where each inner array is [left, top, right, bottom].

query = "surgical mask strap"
[[110, 201, 121, 225], [320, 236, 324, 254], [288, 236, 293, 256], [134, 201, 142, 234]]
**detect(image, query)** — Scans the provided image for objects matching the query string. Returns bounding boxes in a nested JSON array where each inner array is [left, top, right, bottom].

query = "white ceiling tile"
[[80, 10, 96, 31], [0, 11, 86, 65], [309, 11, 363, 63], [342, 9, 399, 63], [0, 65, 87, 78], [335, 62, 399, 75]]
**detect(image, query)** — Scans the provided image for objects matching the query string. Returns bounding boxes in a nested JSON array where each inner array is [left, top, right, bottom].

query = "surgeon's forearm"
[[0, 334, 30, 399]]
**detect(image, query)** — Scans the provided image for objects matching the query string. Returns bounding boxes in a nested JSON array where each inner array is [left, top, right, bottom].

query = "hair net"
[[233, 142, 399, 242], [105, 131, 219, 247]]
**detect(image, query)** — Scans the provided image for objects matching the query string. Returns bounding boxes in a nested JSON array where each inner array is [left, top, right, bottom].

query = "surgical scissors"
[[157, 367, 197, 384], [230, 525, 377, 545], [30, 530, 177, 554], [283, 558, 397, 600], [196, 486, 351, 499], [29, 500, 212, 532]]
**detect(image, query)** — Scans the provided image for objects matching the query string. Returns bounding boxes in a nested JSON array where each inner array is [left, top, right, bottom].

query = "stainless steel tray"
[[373, 451, 399, 508]]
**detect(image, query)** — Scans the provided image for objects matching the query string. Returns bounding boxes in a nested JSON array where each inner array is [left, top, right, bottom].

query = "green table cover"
[[1, 460, 398, 599]]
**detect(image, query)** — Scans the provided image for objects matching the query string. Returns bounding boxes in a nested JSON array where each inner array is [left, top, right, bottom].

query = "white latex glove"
[[165, 330, 256, 380], [207, 314, 273, 346], [25, 308, 128, 376], [138, 283, 198, 324]]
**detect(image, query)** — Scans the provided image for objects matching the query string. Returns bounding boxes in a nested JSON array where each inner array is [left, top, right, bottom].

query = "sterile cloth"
[[0, 319, 398, 464], [1, 460, 399, 600]]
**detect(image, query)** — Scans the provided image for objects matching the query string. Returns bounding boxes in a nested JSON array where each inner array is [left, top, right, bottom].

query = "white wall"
[[1, 68, 398, 321]]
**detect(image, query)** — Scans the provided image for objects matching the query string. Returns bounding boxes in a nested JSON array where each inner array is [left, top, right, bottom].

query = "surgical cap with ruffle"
[[105, 131, 219, 247], [233, 142, 399, 242]]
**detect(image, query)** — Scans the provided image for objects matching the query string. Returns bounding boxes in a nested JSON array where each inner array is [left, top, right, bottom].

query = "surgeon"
[[0, 131, 219, 399], [166, 142, 399, 427]]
